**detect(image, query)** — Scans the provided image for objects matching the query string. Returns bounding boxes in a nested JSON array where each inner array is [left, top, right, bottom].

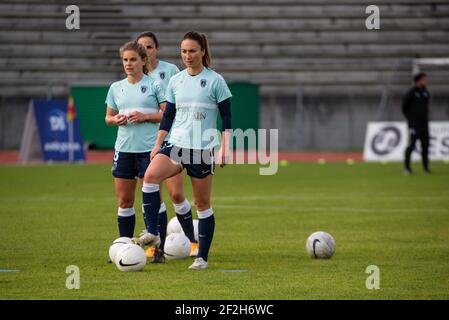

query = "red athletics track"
[[0, 150, 363, 164]]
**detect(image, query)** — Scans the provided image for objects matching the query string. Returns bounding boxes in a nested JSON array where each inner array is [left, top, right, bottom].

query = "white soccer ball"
[[167, 217, 183, 234], [167, 217, 199, 242], [108, 237, 133, 263], [164, 233, 191, 260], [306, 231, 336, 259], [114, 244, 147, 271]]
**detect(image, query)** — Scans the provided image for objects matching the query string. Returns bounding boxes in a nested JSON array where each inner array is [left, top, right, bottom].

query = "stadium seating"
[[0, 0, 448, 149]]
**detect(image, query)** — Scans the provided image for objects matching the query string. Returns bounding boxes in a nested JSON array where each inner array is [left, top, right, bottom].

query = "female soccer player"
[[134, 31, 232, 270], [105, 41, 166, 253], [136, 31, 179, 87], [136, 32, 199, 261]]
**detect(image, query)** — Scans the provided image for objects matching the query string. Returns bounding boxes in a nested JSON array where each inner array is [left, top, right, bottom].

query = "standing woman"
[[136, 32, 199, 260], [105, 41, 166, 245], [134, 31, 232, 270], [136, 31, 179, 86]]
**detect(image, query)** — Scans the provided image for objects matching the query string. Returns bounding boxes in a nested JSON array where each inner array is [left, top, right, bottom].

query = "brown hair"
[[413, 72, 427, 83], [183, 31, 211, 68], [135, 31, 159, 48], [119, 41, 148, 74]]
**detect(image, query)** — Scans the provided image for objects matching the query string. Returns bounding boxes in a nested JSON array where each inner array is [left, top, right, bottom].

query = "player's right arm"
[[150, 76, 176, 159], [150, 130, 169, 160], [105, 107, 127, 126], [150, 101, 175, 159], [105, 83, 127, 126]]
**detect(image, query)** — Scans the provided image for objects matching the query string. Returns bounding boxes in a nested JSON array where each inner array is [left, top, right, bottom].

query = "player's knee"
[[143, 170, 161, 184], [169, 191, 185, 204], [119, 199, 134, 208]]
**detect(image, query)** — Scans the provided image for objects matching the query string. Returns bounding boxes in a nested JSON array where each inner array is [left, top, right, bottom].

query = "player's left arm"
[[127, 104, 166, 123], [218, 98, 232, 168], [214, 75, 233, 168]]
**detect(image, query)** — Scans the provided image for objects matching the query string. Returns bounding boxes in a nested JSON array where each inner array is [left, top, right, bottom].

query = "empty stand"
[[1, 0, 448, 149]]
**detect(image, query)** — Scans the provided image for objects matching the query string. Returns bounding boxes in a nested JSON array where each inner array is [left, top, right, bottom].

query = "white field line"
[[213, 204, 449, 214], [212, 195, 449, 202]]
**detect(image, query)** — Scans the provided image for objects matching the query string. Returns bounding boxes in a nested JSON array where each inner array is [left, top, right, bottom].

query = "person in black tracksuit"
[[402, 72, 431, 174]]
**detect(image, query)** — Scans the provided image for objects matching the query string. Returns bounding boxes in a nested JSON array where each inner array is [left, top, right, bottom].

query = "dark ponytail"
[[183, 31, 211, 68], [135, 31, 159, 49]]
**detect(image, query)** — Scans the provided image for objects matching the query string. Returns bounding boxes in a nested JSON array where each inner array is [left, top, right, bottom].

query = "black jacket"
[[402, 85, 430, 132]]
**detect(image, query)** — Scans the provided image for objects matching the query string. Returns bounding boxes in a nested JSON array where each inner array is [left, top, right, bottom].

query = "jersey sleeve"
[[214, 75, 232, 103], [105, 84, 118, 110], [170, 64, 180, 77], [152, 79, 166, 104], [165, 77, 176, 104]]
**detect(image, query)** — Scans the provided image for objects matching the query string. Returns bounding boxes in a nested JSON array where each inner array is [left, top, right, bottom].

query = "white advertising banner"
[[363, 122, 449, 161]]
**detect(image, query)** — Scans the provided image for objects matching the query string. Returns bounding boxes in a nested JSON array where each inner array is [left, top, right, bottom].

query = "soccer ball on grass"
[[164, 233, 191, 260], [108, 237, 133, 263], [306, 231, 336, 259], [114, 243, 147, 271]]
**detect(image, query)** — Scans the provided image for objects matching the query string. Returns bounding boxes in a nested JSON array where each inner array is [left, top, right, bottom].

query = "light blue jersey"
[[165, 68, 232, 150], [147, 60, 179, 92], [105, 74, 166, 152], [148, 60, 179, 141]]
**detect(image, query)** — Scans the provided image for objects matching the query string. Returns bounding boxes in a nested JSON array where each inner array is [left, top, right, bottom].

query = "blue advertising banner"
[[33, 99, 85, 162]]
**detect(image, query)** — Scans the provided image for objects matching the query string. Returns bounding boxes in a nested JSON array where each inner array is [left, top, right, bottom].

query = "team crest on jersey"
[[141, 86, 147, 93], [200, 79, 207, 88], [159, 72, 165, 80]]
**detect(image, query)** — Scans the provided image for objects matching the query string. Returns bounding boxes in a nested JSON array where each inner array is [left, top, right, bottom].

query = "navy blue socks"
[[117, 207, 135, 238], [142, 183, 161, 236], [197, 208, 215, 262]]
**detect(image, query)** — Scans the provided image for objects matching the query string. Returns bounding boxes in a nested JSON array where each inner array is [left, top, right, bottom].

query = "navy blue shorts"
[[158, 144, 214, 179], [111, 150, 150, 179]]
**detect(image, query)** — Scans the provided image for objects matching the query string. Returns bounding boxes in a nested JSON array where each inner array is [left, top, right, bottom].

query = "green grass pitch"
[[0, 162, 448, 299]]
